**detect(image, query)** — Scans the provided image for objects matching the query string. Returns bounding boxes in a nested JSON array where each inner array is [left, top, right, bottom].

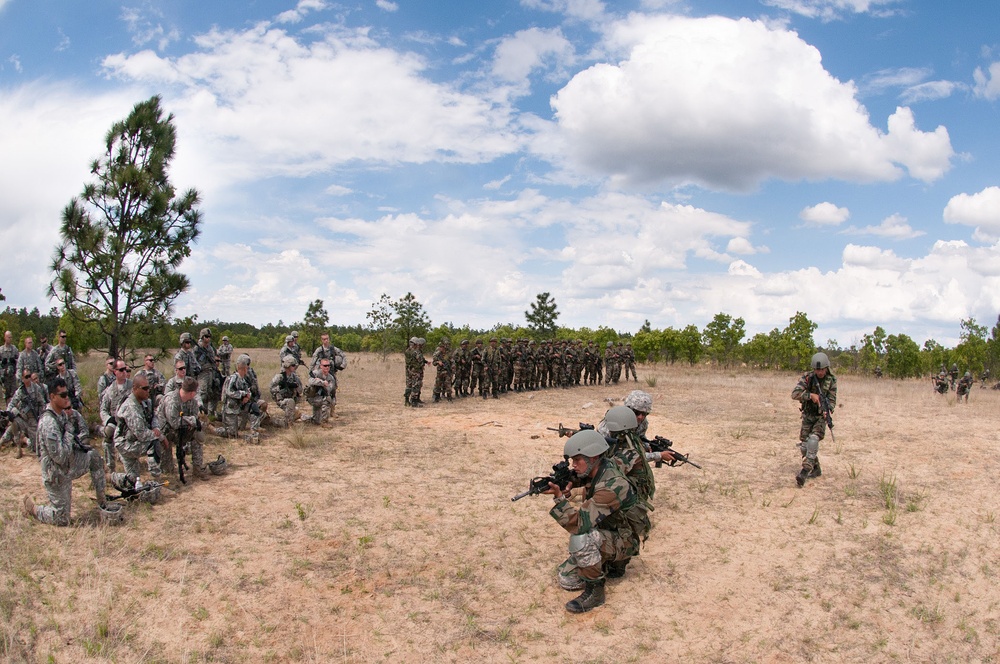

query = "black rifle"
[[811, 373, 836, 445], [106, 479, 168, 502], [511, 460, 575, 501], [545, 422, 594, 438], [648, 436, 702, 469]]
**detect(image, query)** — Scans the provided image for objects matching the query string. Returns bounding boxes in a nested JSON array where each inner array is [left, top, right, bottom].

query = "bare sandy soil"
[[2, 351, 999, 663]]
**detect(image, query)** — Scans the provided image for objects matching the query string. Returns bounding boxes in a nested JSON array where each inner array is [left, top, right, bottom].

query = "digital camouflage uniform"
[[221, 371, 262, 437], [136, 367, 167, 406], [217, 341, 234, 377], [157, 387, 206, 476], [29, 405, 106, 526], [96, 369, 116, 400], [54, 367, 84, 410], [173, 345, 199, 378], [306, 367, 336, 424], [1, 379, 47, 452], [115, 393, 165, 479], [0, 341, 18, 406], [15, 349, 43, 383], [99, 379, 132, 471], [404, 341, 426, 406], [270, 366, 303, 426], [44, 343, 76, 378], [432, 343, 454, 402], [194, 337, 221, 415], [791, 369, 837, 476], [551, 458, 650, 587]]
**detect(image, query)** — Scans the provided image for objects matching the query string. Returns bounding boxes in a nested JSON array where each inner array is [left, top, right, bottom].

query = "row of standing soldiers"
[[405, 337, 639, 405]]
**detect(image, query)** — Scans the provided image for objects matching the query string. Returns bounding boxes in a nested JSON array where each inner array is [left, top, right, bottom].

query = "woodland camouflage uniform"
[[404, 339, 426, 406], [432, 342, 454, 402]]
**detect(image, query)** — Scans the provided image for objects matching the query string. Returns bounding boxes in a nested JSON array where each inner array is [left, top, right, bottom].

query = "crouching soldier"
[[158, 376, 208, 480], [220, 354, 262, 441], [1, 368, 47, 457], [544, 429, 650, 614], [23, 377, 107, 525], [115, 374, 169, 480], [270, 356, 303, 427]]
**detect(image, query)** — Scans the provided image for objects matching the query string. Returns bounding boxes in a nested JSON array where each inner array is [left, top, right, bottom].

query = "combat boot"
[[565, 579, 605, 614], [809, 460, 822, 478], [410, 399, 424, 408], [796, 459, 814, 487], [605, 558, 630, 579]]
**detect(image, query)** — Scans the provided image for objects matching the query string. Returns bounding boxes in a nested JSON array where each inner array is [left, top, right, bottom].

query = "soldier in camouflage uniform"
[[174, 332, 199, 377], [468, 339, 485, 398], [99, 360, 133, 472], [279, 335, 302, 371], [23, 377, 107, 525], [164, 360, 188, 395], [0, 331, 18, 406], [36, 336, 53, 369], [311, 333, 347, 374], [44, 331, 76, 379], [157, 376, 209, 480], [220, 355, 262, 439], [583, 341, 596, 385], [550, 341, 566, 388], [96, 357, 116, 400], [404, 337, 427, 407], [544, 429, 651, 614], [270, 356, 303, 426], [482, 338, 501, 399], [244, 355, 269, 426], [306, 359, 336, 424], [136, 354, 166, 408], [194, 328, 221, 417], [957, 371, 974, 402], [452, 339, 471, 397], [603, 342, 618, 385], [1, 368, 47, 456], [217, 336, 234, 377], [52, 357, 84, 411], [15, 337, 44, 384], [791, 352, 837, 487], [525, 340, 537, 390], [432, 339, 454, 402], [623, 343, 638, 382], [512, 339, 526, 392], [115, 374, 168, 479]]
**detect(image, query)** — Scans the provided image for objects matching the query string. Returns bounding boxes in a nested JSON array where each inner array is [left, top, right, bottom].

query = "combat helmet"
[[563, 429, 610, 458], [810, 352, 830, 370], [624, 390, 653, 414], [604, 405, 638, 433]]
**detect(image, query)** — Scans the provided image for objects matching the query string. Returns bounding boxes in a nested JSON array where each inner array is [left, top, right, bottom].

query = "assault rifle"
[[811, 373, 836, 445], [106, 479, 168, 502], [648, 436, 702, 469], [511, 460, 574, 501], [545, 422, 594, 438]]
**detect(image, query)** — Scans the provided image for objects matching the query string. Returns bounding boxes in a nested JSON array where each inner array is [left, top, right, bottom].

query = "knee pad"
[[805, 434, 820, 459]]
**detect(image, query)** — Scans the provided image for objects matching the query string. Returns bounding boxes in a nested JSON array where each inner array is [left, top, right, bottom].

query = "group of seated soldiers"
[[5, 327, 347, 526]]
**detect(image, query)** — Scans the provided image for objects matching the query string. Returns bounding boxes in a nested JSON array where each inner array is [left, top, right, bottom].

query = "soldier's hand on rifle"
[[544, 482, 565, 499], [810, 393, 821, 405], [659, 450, 676, 463]]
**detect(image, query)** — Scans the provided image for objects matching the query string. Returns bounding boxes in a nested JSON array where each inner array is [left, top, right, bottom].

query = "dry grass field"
[[2, 350, 999, 663]]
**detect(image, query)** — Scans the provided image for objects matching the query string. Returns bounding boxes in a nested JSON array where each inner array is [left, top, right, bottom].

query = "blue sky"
[[2, 0, 1000, 347]]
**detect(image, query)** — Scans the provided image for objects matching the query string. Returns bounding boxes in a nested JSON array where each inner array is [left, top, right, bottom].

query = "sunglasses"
[[176, 366, 186, 371], [55, 391, 69, 398], [136, 385, 150, 392], [115, 367, 127, 373]]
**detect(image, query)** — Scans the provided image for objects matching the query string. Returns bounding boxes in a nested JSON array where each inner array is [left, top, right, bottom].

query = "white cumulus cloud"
[[944, 186, 1000, 239], [800, 202, 850, 226], [843, 213, 924, 239], [540, 15, 953, 191], [973, 62, 1000, 100]]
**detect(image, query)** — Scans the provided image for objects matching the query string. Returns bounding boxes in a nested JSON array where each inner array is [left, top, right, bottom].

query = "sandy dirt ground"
[[2, 351, 999, 663]]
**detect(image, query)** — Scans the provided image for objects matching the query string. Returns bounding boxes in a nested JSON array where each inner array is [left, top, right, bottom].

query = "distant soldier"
[[980, 367, 991, 388], [791, 352, 837, 487], [15, 337, 44, 383], [432, 339, 454, 402], [957, 371, 973, 402], [623, 343, 638, 382], [525, 340, 537, 390], [874, 365, 883, 379], [270, 356, 303, 427], [164, 360, 188, 395], [512, 339, 526, 392], [217, 336, 234, 377], [22, 377, 107, 526], [0, 331, 18, 406], [135, 354, 167, 407], [603, 342, 618, 385], [468, 339, 485, 398], [44, 330, 76, 378], [404, 337, 428, 407], [115, 374, 168, 480], [194, 328, 221, 416], [99, 360, 133, 472], [96, 356, 117, 399], [482, 338, 501, 399], [36, 336, 53, 368], [52, 357, 84, 411], [174, 332, 199, 377], [949, 363, 960, 389], [157, 376, 209, 480], [279, 335, 302, 369], [453, 339, 471, 397], [1, 367, 47, 457]]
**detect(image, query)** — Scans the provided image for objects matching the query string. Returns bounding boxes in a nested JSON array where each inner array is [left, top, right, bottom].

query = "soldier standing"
[[623, 343, 638, 382], [44, 330, 76, 378], [194, 328, 220, 416], [468, 339, 485, 398], [452, 339, 471, 397], [432, 339, 454, 402], [483, 338, 501, 399], [404, 337, 427, 407], [217, 336, 234, 377], [15, 337, 44, 383], [99, 360, 133, 472], [791, 352, 837, 487], [0, 331, 17, 406]]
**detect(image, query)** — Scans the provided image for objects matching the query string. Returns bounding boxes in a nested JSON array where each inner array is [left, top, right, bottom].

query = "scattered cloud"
[[800, 202, 850, 226], [7, 55, 21, 73], [900, 80, 962, 103], [539, 15, 954, 191], [944, 186, 1000, 240], [324, 184, 354, 196], [276, 0, 328, 24], [375, 0, 399, 12], [520, 0, 607, 22], [973, 61, 1000, 100], [491, 27, 575, 88], [55, 29, 71, 52], [843, 213, 925, 239], [121, 5, 181, 50], [762, 0, 901, 21]]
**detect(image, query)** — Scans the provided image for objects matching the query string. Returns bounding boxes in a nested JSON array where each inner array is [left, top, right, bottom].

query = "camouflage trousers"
[[33, 450, 106, 526], [512, 361, 525, 390], [605, 361, 619, 384], [556, 528, 636, 584], [433, 369, 453, 400], [624, 361, 637, 381], [274, 397, 298, 427], [405, 368, 424, 403], [197, 371, 219, 416], [220, 405, 262, 437], [454, 367, 470, 395], [308, 396, 332, 424], [102, 423, 118, 471], [115, 435, 165, 480], [0, 373, 14, 408], [469, 365, 484, 395], [1, 415, 37, 451]]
